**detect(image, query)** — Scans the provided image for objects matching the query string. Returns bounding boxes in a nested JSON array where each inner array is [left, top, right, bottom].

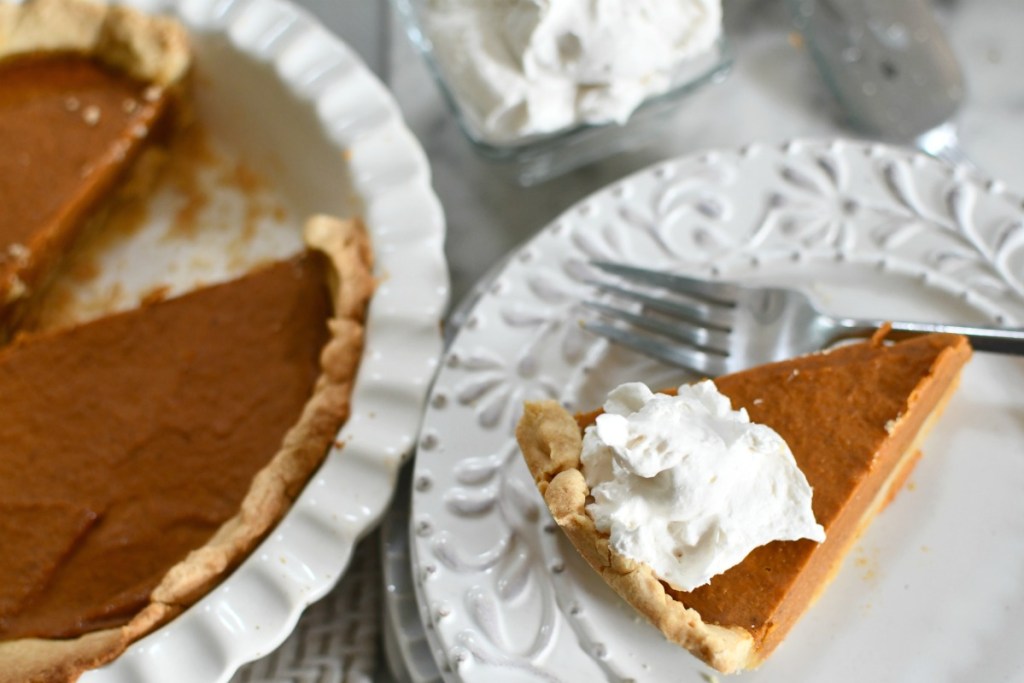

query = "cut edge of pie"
[[0, 0, 191, 339], [0, 214, 375, 683], [515, 331, 972, 674]]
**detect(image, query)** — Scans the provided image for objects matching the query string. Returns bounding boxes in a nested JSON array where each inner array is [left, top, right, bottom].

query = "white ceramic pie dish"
[[57, 0, 451, 680]]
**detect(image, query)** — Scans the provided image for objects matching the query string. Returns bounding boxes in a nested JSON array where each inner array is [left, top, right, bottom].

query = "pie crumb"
[[5, 275, 27, 302], [82, 105, 101, 126], [4, 243, 30, 266]]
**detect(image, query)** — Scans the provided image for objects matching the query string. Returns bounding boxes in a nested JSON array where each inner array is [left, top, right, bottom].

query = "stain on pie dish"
[[28, 121, 295, 334], [516, 331, 972, 673], [0, 0, 376, 680]]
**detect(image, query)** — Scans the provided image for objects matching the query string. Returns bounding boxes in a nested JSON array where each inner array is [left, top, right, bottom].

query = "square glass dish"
[[393, 0, 733, 185]]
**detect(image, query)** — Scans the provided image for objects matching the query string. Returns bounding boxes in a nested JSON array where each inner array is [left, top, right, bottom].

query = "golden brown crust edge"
[[0, 629, 125, 683], [0, 0, 190, 85], [515, 400, 757, 675], [148, 215, 375, 607], [0, 215, 374, 683]]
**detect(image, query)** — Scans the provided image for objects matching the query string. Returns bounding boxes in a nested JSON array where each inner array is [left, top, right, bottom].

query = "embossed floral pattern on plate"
[[410, 139, 1024, 682]]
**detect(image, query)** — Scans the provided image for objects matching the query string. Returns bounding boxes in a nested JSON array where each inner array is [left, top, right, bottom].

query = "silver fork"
[[583, 262, 1024, 376]]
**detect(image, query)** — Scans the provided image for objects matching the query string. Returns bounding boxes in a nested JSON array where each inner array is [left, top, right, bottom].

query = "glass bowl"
[[392, 0, 733, 185]]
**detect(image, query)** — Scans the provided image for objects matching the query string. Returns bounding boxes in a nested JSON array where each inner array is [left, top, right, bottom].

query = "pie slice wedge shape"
[[0, 215, 374, 683], [0, 0, 190, 339], [516, 331, 972, 673]]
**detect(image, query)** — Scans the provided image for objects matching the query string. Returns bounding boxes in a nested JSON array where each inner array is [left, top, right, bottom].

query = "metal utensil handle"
[[832, 318, 1024, 355], [788, 0, 965, 140]]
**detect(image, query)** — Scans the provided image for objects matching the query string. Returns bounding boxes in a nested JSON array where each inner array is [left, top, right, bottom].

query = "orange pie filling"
[[0, 0, 189, 340], [520, 332, 972, 671], [0, 253, 333, 641]]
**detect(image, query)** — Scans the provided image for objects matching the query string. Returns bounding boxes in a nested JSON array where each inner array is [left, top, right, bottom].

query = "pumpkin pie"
[[516, 331, 972, 673], [0, 214, 374, 682], [0, 0, 189, 340]]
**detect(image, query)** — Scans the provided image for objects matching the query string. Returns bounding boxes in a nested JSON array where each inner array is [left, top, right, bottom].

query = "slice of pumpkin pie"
[[0, 215, 374, 683], [516, 330, 971, 673], [0, 0, 189, 339]]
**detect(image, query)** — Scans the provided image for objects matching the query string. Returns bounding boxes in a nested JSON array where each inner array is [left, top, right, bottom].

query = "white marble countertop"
[[377, 0, 1024, 307]]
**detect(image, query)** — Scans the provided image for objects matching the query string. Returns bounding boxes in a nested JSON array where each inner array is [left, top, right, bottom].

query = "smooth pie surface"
[[0, 254, 330, 641], [658, 333, 971, 656]]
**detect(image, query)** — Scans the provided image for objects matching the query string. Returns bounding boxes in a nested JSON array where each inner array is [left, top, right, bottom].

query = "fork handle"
[[829, 319, 1024, 356]]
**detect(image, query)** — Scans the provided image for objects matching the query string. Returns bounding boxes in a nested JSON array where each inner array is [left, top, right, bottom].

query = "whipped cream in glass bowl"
[[393, 0, 731, 184]]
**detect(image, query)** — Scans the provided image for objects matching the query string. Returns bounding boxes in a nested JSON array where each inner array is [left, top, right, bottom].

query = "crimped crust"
[[0, 215, 374, 683], [0, 0, 189, 85], [516, 400, 757, 674]]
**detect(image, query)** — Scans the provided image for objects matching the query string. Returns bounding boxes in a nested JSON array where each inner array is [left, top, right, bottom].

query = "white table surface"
[[275, 1, 1024, 681]]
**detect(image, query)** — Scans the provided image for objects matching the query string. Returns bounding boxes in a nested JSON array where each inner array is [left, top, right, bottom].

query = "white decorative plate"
[[408, 140, 1024, 682], [73, 0, 448, 681], [381, 469, 445, 683]]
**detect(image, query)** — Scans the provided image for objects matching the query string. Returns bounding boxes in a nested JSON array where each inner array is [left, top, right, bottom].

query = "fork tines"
[[582, 261, 737, 375], [591, 262, 741, 307]]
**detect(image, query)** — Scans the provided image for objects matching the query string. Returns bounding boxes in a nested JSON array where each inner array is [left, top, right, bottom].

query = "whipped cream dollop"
[[581, 381, 825, 592], [423, 0, 722, 143]]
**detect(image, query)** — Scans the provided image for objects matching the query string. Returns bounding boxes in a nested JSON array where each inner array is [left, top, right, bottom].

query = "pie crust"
[[0, 0, 189, 85], [0, 215, 374, 683], [516, 331, 972, 673]]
